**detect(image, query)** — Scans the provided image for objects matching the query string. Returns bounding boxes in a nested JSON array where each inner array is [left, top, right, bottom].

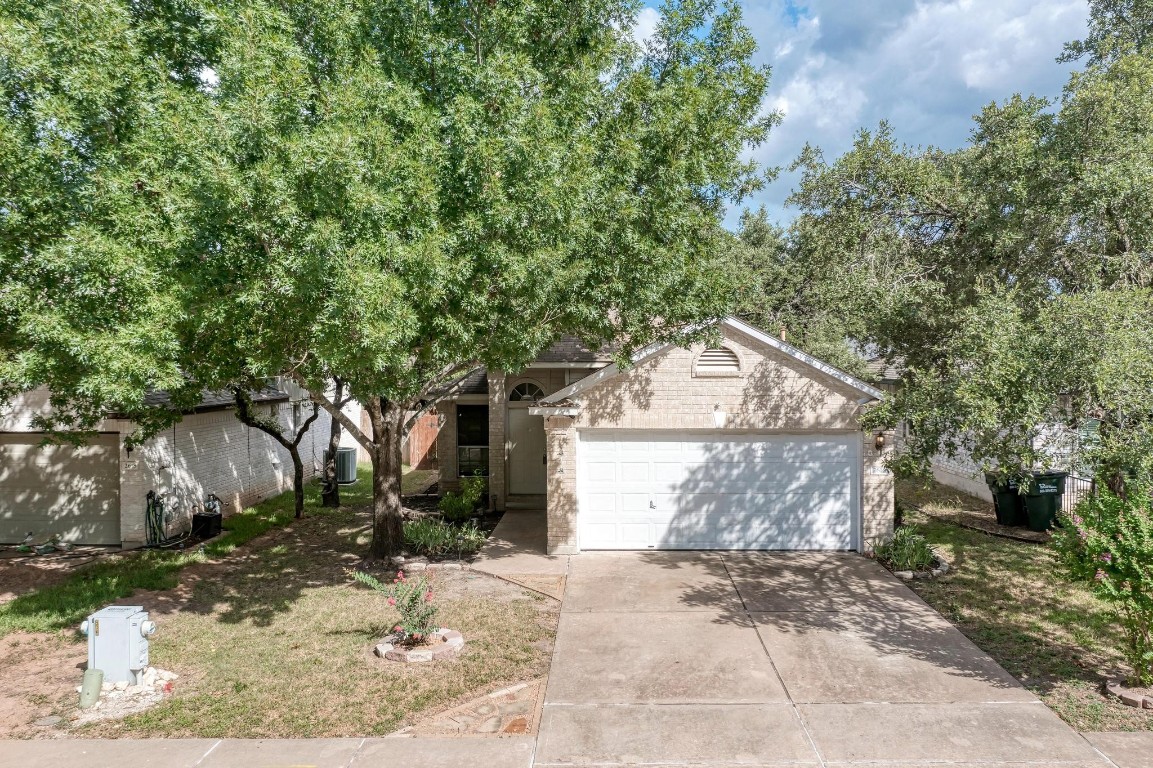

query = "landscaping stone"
[[397, 677, 547, 738], [1105, 679, 1153, 710], [70, 666, 178, 727], [374, 629, 464, 663]]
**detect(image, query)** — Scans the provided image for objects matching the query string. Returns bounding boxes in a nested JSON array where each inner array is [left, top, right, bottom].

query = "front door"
[[508, 408, 547, 495]]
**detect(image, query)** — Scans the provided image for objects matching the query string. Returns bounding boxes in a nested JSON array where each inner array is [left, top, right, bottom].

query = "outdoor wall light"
[[874, 432, 886, 451], [713, 404, 728, 429]]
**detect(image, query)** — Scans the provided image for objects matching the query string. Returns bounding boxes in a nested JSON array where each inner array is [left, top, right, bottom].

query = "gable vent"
[[696, 347, 740, 374]]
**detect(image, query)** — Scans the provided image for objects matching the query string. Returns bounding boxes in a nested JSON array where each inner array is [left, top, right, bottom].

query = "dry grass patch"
[[898, 478, 1152, 732], [80, 507, 557, 739]]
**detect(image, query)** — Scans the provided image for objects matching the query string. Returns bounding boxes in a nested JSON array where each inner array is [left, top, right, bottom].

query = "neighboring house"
[[0, 381, 334, 547], [863, 356, 1090, 502], [438, 316, 894, 554]]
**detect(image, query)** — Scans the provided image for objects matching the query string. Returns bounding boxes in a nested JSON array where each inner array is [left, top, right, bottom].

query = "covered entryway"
[[507, 382, 547, 496], [0, 433, 121, 545], [577, 432, 858, 551]]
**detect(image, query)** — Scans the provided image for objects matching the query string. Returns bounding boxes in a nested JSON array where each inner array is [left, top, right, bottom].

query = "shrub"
[[350, 569, 438, 645], [875, 525, 937, 572], [439, 474, 486, 522], [403, 518, 487, 558], [1052, 485, 1153, 686]]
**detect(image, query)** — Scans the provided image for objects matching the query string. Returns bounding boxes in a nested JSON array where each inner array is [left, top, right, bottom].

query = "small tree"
[[1053, 485, 1153, 686], [321, 378, 351, 509], [233, 389, 320, 518]]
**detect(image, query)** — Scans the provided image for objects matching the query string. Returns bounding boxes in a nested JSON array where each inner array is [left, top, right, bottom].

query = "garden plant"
[[438, 474, 486, 523], [874, 525, 938, 572], [351, 569, 439, 646], [1053, 485, 1153, 686]]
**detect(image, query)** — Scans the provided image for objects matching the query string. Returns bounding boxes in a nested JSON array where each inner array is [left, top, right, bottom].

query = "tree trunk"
[[233, 389, 317, 520], [367, 396, 405, 558], [291, 448, 305, 518], [321, 380, 344, 508]]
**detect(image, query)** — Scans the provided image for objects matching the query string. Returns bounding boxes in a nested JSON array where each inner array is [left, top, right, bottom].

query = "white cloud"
[[730, 0, 1089, 226], [631, 6, 661, 48]]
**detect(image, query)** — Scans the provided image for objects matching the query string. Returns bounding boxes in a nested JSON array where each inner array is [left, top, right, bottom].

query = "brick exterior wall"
[[3, 388, 333, 546], [486, 371, 506, 509], [543, 325, 894, 554], [436, 403, 459, 493]]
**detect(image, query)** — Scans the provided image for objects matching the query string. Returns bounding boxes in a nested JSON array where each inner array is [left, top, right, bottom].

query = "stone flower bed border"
[[390, 556, 469, 574], [1105, 680, 1153, 710], [892, 557, 950, 582], [375, 628, 464, 663]]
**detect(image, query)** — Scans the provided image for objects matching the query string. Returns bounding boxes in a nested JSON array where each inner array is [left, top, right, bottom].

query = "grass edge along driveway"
[[897, 479, 1152, 732]]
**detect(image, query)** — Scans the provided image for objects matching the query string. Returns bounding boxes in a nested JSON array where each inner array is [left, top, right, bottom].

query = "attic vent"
[[695, 347, 741, 375]]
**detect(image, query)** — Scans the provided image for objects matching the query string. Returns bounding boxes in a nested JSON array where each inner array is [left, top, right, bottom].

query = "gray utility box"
[[80, 605, 157, 684]]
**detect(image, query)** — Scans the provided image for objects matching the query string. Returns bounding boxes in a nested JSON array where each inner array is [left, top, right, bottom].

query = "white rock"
[[158, 670, 175, 682], [75, 686, 83, 693], [101, 682, 113, 692], [141, 668, 158, 688], [114, 681, 128, 691]]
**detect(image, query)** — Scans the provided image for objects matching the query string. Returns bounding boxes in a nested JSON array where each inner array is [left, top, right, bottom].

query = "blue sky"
[[637, 1, 1090, 228]]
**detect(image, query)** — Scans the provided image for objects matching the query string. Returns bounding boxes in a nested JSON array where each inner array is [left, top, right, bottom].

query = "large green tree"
[[2, 0, 775, 555], [778, 1, 1153, 490]]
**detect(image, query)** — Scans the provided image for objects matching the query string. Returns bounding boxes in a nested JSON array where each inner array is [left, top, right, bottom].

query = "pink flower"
[[424, 591, 434, 603], [1100, 552, 1113, 564], [387, 597, 397, 607], [1095, 569, 1106, 582]]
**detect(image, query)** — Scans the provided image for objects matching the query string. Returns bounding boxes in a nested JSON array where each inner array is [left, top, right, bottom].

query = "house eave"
[[540, 316, 885, 405]]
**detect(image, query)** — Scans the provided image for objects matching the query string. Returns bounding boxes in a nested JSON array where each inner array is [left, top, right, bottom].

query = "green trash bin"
[[985, 473, 1026, 526], [1023, 471, 1068, 532]]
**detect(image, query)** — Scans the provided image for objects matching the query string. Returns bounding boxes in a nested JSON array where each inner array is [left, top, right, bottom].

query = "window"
[[694, 347, 741, 376], [509, 382, 545, 402], [456, 404, 489, 477]]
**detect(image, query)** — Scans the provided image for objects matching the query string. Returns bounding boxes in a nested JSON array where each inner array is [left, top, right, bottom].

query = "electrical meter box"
[[80, 605, 157, 685]]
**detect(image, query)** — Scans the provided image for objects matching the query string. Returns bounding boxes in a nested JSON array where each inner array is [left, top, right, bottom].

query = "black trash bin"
[[1023, 471, 1068, 532], [985, 473, 1026, 526]]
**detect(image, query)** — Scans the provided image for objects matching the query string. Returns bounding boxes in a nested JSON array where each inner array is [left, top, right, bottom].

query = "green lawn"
[[0, 465, 377, 638], [897, 479, 1152, 732], [2, 466, 559, 738]]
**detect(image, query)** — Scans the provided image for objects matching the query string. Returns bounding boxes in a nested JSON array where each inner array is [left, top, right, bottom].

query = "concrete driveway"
[[536, 551, 1112, 767]]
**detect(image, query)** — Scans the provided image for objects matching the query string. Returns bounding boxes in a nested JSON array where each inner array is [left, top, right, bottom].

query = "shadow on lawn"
[[0, 469, 383, 636]]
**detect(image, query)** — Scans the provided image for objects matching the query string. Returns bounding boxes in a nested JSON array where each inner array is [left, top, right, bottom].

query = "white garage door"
[[577, 433, 858, 551], [0, 433, 121, 545]]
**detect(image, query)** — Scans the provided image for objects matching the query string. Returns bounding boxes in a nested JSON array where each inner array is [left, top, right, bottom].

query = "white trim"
[[528, 407, 580, 417], [723, 317, 885, 401], [524, 362, 611, 369], [540, 317, 884, 404]]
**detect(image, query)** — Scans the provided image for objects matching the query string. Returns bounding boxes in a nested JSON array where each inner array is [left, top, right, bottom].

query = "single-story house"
[[0, 381, 337, 547], [438, 316, 894, 554]]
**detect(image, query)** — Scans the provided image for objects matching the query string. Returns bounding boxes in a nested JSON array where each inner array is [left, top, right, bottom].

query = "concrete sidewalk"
[[1, 737, 535, 768], [472, 510, 568, 578]]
